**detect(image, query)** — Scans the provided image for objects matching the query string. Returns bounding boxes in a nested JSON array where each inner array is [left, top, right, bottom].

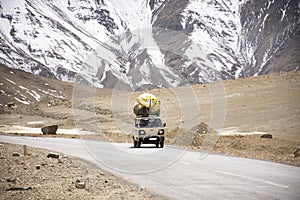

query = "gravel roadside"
[[0, 142, 168, 200]]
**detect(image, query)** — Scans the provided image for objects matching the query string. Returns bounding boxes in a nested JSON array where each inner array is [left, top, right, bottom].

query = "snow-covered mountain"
[[0, 0, 299, 89]]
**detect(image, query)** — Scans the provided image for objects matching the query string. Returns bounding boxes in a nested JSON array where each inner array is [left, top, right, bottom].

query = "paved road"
[[1, 135, 300, 199]]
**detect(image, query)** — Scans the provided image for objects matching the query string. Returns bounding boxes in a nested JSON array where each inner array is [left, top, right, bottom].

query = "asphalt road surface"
[[1, 135, 300, 199]]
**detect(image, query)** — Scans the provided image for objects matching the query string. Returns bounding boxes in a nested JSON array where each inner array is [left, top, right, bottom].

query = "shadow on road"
[[129, 146, 159, 149]]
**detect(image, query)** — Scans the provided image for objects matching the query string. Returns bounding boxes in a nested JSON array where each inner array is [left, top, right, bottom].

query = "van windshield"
[[138, 118, 162, 128]]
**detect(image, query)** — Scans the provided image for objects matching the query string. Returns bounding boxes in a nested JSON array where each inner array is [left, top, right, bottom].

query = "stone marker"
[[41, 125, 58, 135], [23, 145, 27, 156]]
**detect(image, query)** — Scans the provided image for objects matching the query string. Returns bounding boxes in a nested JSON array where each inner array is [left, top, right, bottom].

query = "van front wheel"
[[137, 141, 141, 148], [133, 140, 137, 148]]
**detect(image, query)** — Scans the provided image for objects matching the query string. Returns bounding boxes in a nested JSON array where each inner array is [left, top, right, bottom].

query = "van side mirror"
[[163, 123, 166, 127]]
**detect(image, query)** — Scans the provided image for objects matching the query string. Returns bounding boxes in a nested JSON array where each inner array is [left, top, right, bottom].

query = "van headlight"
[[158, 129, 164, 135], [139, 130, 146, 135]]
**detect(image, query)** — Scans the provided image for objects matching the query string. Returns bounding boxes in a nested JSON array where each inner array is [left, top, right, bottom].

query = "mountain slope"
[[0, 63, 72, 107], [0, 0, 299, 89]]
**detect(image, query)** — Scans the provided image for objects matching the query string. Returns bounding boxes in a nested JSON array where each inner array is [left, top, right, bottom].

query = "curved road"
[[1, 135, 300, 199]]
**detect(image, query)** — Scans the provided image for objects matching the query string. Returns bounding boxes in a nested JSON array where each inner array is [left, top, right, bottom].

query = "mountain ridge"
[[0, 0, 299, 89]]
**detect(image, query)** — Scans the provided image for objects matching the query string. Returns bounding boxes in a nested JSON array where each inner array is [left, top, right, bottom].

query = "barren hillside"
[[0, 65, 300, 165]]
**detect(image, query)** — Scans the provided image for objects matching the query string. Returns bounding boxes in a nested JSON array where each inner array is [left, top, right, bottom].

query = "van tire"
[[133, 140, 138, 148], [137, 141, 141, 148], [160, 141, 164, 148], [156, 142, 159, 148]]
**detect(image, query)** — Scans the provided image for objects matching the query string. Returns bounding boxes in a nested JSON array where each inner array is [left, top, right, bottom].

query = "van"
[[133, 116, 166, 148]]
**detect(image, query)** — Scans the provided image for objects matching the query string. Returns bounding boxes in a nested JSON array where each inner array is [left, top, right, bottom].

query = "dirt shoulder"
[[0, 142, 167, 200], [204, 135, 300, 166]]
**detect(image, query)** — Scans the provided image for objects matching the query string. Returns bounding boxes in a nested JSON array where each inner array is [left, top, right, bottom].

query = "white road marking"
[[264, 181, 289, 188], [180, 161, 190, 165], [215, 170, 289, 188]]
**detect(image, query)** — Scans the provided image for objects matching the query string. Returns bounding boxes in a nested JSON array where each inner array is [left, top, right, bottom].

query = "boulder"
[[6, 187, 32, 191], [41, 125, 58, 135], [47, 152, 59, 159], [7, 178, 17, 183], [75, 179, 85, 189], [294, 148, 300, 158], [12, 152, 20, 157], [192, 122, 210, 134], [6, 102, 15, 108], [260, 134, 272, 139]]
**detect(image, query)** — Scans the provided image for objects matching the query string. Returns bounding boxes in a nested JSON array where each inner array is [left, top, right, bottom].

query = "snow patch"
[[262, 14, 269, 29], [37, 88, 64, 99], [14, 97, 30, 105], [219, 127, 267, 136], [27, 90, 41, 102], [5, 78, 16, 85], [280, 1, 289, 22], [0, 125, 97, 135], [226, 93, 243, 98], [26, 121, 44, 125], [18, 85, 29, 90]]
